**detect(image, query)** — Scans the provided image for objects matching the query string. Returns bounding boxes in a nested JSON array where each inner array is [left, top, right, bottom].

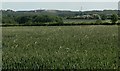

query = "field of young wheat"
[[2, 25, 118, 69]]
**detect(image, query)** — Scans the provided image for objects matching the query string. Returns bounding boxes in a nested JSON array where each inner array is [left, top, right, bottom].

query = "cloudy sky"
[[2, 2, 119, 11], [2, 0, 120, 2]]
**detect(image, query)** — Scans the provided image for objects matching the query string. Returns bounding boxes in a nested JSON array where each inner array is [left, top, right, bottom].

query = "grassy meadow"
[[2, 25, 118, 69], [63, 19, 112, 23]]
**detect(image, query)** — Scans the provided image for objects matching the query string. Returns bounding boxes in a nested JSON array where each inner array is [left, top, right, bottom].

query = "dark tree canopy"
[[100, 14, 107, 20], [16, 16, 31, 24], [111, 14, 118, 23]]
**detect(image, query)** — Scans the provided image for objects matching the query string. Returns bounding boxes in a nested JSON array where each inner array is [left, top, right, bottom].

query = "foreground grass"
[[2, 25, 118, 69]]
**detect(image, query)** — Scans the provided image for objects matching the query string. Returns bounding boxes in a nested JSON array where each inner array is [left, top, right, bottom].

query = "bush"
[[100, 14, 107, 20], [16, 16, 31, 24], [111, 14, 118, 24], [95, 20, 102, 25]]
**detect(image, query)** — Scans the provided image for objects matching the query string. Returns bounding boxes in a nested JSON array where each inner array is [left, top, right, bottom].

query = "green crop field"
[[63, 19, 111, 23], [2, 25, 119, 69], [64, 19, 96, 23]]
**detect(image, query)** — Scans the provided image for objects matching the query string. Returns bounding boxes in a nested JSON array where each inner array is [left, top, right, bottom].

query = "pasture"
[[2, 25, 118, 69], [63, 19, 111, 23], [64, 19, 96, 23]]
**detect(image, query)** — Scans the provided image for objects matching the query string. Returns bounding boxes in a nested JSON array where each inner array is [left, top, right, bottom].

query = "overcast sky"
[[2, 0, 120, 2], [2, 2, 118, 11]]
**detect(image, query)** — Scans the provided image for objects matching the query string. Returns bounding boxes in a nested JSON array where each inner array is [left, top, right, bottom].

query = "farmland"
[[63, 19, 112, 23], [2, 25, 118, 69]]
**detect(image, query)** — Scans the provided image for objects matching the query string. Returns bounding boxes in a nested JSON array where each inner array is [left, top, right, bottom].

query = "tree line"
[[2, 14, 63, 25], [1, 9, 119, 26], [67, 14, 119, 24]]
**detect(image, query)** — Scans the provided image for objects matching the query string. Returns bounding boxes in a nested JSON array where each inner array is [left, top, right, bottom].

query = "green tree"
[[55, 16, 63, 25], [95, 20, 102, 25], [111, 14, 118, 24], [16, 16, 31, 24], [100, 14, 107, 20]]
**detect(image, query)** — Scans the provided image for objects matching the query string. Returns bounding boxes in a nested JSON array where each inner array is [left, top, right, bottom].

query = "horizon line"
[[1, 9, 118, 12]]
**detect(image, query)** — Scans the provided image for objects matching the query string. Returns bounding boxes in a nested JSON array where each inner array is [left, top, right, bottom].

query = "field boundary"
[[1, 23, 119, 27]]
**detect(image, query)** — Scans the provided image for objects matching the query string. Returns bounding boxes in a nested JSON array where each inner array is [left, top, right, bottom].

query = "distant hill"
[[1, 9, 119, 17], [1, 9, 119, 25]]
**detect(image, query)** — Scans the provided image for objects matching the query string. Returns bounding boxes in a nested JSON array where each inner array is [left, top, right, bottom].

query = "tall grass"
[[2, 25, 118, 69]]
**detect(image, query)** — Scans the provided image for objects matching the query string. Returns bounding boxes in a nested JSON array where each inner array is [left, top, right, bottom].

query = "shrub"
[[111, 14, 118, 24], [95, 20, 102, 25]]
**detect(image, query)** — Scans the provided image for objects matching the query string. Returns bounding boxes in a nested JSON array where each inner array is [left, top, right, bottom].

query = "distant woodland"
[[1, 9, 120, 26]]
